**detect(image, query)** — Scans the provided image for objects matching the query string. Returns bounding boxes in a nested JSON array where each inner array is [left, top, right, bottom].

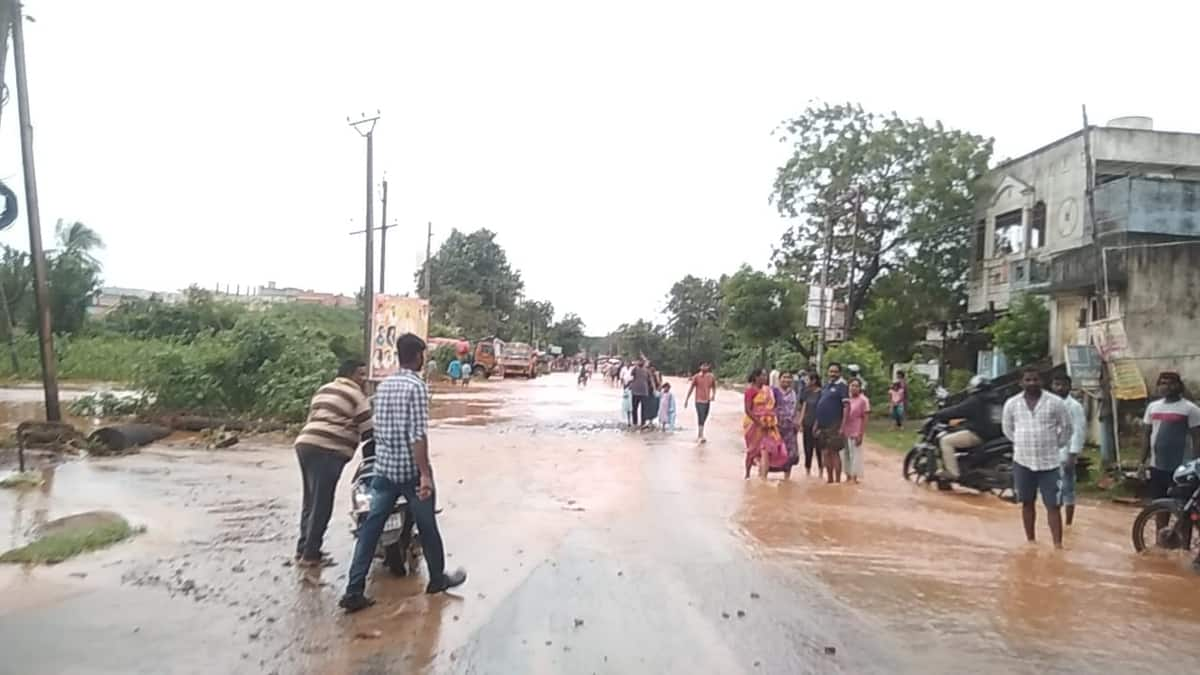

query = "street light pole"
[[10, 1, 61, 421], [349, 113, 379, 362], [378, 178, 388, 294]]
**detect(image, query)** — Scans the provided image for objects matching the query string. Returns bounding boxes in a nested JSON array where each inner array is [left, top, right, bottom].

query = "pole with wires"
[[349, 112, 379, 362]]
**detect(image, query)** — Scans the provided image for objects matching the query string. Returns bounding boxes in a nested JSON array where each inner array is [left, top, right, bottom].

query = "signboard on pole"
[[1064, 344, 1103, 391], [1088, 317, 1129, 360], [1110, 359, 1148, 401], [370, 295, 430, 379], [805, 285, 845, 342]]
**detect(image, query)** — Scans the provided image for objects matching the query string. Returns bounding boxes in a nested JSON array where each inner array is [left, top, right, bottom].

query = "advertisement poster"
[[370, 295, 430, 379], [1110, 359, 1148, 401]]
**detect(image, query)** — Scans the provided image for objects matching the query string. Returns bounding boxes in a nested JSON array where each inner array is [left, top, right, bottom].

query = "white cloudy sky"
[[1, 0, 1196, 334]]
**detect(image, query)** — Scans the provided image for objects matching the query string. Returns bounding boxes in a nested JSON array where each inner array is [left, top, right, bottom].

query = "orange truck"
[[473, 338, 537, 379]]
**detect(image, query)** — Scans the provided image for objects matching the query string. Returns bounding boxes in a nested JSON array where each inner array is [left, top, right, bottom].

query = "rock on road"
[[1, 374, 1198, 674]]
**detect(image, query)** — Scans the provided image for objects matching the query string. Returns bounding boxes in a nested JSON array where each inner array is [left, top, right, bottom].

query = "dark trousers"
[[802, 426, 822, 471], [346, 474, 446, 596], [296, 444, 349, 559], [631, 394, 647, 425]]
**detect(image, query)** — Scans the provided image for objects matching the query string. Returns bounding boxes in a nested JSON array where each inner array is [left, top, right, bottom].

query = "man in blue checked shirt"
[[340, 333, 467, 613]]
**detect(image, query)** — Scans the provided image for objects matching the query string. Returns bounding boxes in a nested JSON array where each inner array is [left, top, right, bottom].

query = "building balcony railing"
[[1095, 177, 1200, 237]]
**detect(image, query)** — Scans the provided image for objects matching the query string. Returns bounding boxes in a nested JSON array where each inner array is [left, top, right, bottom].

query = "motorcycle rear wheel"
[[1132, 503, 1196, 556]]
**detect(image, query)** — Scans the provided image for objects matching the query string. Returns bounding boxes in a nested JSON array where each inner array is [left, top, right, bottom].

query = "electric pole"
[[815, 211, 833, 371], [349, 112, 379, 361], [378, 178, 388, 293], [423, 221, 432, 298], [10, 0, 61, 421]]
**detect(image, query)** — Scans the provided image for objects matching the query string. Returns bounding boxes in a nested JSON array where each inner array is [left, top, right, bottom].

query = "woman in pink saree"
[[743, 368, 791, 479]]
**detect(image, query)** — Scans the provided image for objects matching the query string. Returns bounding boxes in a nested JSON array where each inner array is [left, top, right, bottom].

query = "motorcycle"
[[903, 420, 1015, 499], [1132, 458, 1200, 567], [349, 455, 422, 577]]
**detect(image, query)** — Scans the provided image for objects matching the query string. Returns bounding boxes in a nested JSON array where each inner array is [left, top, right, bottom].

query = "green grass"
[[0, 471, 45, 489], [866, 417, 917, 454], [0, 518, 136, 564]]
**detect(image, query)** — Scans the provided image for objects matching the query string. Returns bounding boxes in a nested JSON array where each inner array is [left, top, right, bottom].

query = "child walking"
[[659, 382, 677, 431], [889, 381, 905, 429], [842, 378, 870, 483]]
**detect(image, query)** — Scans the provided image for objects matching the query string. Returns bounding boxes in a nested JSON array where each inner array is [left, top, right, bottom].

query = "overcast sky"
[[1, 0, 1197, 334]]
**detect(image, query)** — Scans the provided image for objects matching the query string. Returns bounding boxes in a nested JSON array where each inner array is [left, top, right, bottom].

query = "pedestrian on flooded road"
[[643, 364, 663, 427], [814, 363, 849, 483], [841, 378, 870, 484], [293, 359, 374, 567], [1003, 367, 1072, 549], [621, 381, 633, 425], [1052, 373, 1086, 526], [744, 368, 791, 479], [685, 362, 717, 443], [628, 359, 652, 428], [447, 356, 463, 385], [461, 360, 472, 387], [340, 334, 467, 613], [1141, 372, 1200, 508], [774, 371, 801, 468], [797, 374, 823, 476], [659, 382, 677, 431]]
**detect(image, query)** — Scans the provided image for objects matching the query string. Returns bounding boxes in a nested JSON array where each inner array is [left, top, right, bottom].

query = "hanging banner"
[[370, 295, 430, 379], [1064, 344, 1103, 392], [1088, 317, 1129, 360], [1110, 359, 1148, 401]]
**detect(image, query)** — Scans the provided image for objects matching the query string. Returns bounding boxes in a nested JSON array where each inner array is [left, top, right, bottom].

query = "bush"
[[825, 339, 888, 408]]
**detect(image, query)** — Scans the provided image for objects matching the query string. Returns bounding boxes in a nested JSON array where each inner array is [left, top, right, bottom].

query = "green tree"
[[609, 320, 667, 365], [854, 271, 928, 366], [720, 266, 800, 366], [42, 221, 104, 334], [771, 103, 993, 323], [547, 313, 586, 356], [665, 275, 721, 368], [506, 298, 555, 344], [987, 294, 1049, 367], [416, 229, 524, 334]]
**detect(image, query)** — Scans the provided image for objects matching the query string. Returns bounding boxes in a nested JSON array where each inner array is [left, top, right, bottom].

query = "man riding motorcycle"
[[931, 376, 1003, 480]]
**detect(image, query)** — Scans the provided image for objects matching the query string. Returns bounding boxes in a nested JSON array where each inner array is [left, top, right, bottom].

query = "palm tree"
[[54, 219, 104, 265]]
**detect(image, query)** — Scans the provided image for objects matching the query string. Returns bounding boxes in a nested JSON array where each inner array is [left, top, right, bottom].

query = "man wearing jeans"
[[339, 333, 467, 613], [1003, 367, 1072, 549], [1051, 373, 1087, 527]]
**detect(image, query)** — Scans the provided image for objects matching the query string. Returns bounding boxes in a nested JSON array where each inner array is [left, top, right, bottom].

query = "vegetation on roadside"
[[0, 514, 138, 564]]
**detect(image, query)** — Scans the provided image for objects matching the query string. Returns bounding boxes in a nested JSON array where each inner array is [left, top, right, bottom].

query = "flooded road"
[[1, 374, 1198, 674]]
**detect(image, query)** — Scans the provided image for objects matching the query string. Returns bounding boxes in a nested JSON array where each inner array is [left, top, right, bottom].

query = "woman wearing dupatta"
[[743, 368, 791, 479]]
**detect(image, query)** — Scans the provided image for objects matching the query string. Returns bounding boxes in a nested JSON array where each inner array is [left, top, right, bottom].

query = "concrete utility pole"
[[815, 212, 833, 371], [423, 221, 432, 298], [378, 178, 388, 293], [10, 1, 61, 421], [349, 112, 379, 361], [844, 187, 862, 336]]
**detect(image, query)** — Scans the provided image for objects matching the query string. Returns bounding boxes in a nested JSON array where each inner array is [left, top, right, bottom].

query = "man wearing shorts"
[[814, 362, 849, 483], [1002, 367, 1072, 549], [685, 363, 717, 443]]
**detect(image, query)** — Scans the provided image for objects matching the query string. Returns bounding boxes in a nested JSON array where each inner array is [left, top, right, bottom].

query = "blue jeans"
[[1059, 460, 1077, 506], [345, 474, 445, 596]]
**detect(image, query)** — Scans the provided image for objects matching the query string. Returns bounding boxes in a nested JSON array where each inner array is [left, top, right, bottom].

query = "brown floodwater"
[[0, 375, 1197, 674]]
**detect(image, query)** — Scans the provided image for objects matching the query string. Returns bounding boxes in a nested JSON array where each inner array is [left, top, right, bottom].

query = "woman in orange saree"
[[743, 368, 790, 479]]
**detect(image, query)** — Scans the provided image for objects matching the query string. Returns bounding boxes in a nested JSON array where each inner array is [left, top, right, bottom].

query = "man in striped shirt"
[[293, 359, 374, 567]]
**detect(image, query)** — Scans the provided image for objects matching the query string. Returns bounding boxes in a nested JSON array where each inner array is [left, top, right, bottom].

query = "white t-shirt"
[[1144, 398, 1200, 471]]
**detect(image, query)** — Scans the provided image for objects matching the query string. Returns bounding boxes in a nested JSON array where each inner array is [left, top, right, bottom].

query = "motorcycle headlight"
[[1173, 459, 1200, 483]]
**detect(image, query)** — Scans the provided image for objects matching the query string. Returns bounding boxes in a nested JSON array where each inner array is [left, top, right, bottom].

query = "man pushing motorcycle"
[[931, 376, 1004, 481]]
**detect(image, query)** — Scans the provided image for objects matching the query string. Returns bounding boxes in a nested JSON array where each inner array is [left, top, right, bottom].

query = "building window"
[[1030, 201, 1046, 249], [993, 209, 1023, 256], [974, 219, 986, 261]]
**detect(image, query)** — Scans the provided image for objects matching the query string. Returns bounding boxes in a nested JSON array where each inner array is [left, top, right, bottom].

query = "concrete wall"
[[1120, 243, 1200, 390]]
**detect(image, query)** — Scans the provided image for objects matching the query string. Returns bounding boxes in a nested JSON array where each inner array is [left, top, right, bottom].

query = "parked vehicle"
[[1132, 459, 1200, 568], [473, 338, 500, 378], [903, 419, 1016, 499], [497, 341, 538, 378], [349, 455, 420, 577]]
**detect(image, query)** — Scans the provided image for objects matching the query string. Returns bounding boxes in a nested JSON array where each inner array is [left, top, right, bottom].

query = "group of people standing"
[[742, 362, 875, 483], [618, 359, 678, 430]]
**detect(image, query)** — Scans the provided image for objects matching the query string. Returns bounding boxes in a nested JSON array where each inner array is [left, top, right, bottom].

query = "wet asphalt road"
[[1, 374, 1199, 674]]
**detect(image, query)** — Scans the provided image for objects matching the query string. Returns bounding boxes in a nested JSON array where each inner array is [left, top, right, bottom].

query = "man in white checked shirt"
[[340, 333, 467, 613], [1002, 367, 1073, 549]]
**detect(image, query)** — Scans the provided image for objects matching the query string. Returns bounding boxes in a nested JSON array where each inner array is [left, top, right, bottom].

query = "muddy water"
[[0, 375, 1197, 674]]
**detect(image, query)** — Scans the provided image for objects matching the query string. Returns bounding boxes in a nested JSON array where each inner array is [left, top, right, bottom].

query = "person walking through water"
[[685, 362, 717, 443], [1003, 367, 1072, 550], [814, 363, 849, 483], [841, 378, 870, 483], [774, 371, 801, 469], [340, 333, 467, 613], [659, 382, 677, 431], [1051, 373, 1086, 527], [743, 368, 791, 479], [628, 359, 652, 428], [797, 374, 823, 476]]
